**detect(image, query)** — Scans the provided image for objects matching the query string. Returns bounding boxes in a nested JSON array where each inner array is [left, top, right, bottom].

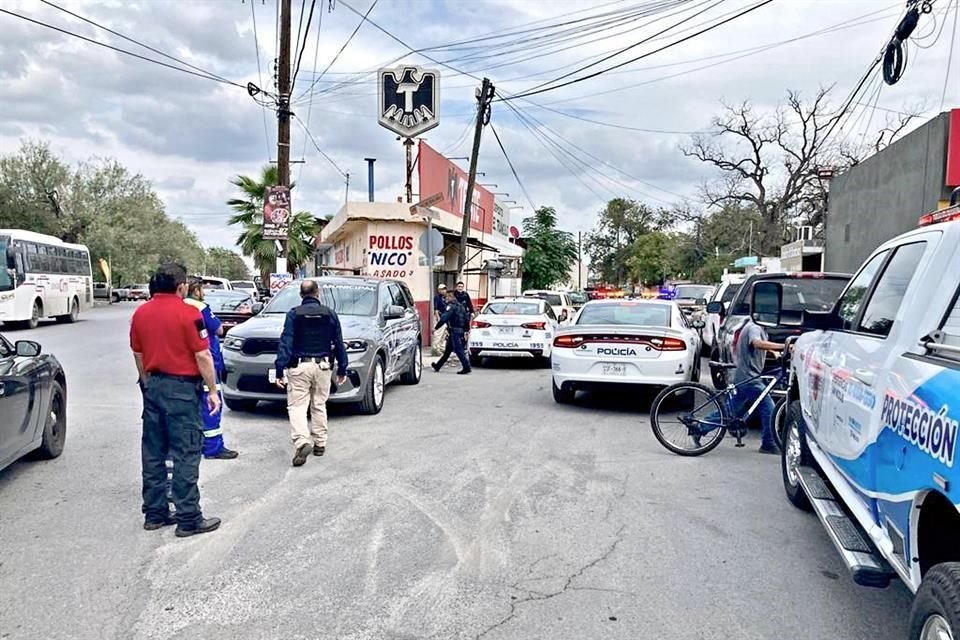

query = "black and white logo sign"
[[378, 66, 439, 138]]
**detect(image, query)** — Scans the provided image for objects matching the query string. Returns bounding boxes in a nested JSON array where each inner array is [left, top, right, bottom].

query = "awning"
[[437, 229, 500, 253]]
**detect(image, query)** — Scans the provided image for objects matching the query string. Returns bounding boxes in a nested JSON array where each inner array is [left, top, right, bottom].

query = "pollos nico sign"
[[368, 234, 415, 279]]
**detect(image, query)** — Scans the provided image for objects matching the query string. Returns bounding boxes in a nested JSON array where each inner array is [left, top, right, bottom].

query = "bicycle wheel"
[[650, 382, 727, 456], [773, 397, 788, 450]]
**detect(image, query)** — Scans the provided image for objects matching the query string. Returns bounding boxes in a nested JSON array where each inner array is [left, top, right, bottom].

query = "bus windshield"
[[0, 235, 13, 291]]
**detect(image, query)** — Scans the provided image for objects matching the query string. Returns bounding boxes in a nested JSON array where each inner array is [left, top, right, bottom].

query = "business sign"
[[409, 192, 444, 215], [269, 272, 292, 296], [378, 66, 439, 138], [493, 200, 509, 236], [418, 141, 494, 234], [368, 234, 415, 279], [263, 186, 291, 240]]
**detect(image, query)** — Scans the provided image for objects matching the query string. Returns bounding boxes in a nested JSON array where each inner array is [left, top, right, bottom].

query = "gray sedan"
[[221, 276, 422, 414]]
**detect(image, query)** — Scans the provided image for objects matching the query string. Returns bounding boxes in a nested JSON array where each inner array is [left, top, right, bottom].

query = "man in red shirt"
[[130, 263, 222, 537]]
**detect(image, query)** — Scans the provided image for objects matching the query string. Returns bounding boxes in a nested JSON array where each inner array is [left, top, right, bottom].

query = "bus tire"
[[22, 300, 42, 329], [57, 298, 79, 324]]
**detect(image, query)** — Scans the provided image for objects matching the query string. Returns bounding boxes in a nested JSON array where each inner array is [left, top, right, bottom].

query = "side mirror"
[[752, 281, 782, 327], [15, 340, 41, 357], [705, 301, 724, 315], [384, 304, 405, 320], [696, 298, 707, 306], [252, 302, 264, 314], [691, 318, 706, 329], [559, 310, 568, 321]]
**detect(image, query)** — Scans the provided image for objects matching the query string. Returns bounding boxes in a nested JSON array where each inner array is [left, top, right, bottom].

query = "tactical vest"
[[292, 301, 335, 356]]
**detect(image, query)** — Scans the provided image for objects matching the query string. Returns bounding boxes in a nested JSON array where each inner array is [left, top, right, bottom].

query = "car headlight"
[[345, 340, 368, 353], [223, 336, 246, 351]]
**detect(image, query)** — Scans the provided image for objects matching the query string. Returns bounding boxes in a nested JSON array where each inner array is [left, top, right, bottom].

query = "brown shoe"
[[292, 442, 312, 467], [313, 445, 325, 456]]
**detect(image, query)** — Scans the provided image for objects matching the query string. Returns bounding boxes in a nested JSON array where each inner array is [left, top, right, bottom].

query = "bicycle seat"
[[709, 361, 737, 370]]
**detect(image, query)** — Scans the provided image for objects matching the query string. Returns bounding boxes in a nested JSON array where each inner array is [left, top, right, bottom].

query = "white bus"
[[0, 229, 93, 329]]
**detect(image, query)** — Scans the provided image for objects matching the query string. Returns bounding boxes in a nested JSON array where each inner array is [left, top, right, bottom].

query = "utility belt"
[[291, 356, 332, 370]]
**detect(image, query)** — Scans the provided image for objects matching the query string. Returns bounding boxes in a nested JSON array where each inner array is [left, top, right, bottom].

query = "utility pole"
[[344, 171, 350, 204], [275, 0, 292, 275], [404, 138, 415, 203], [457, 77, 495, 278]]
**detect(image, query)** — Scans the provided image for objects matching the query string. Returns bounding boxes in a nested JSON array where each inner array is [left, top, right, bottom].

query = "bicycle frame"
[[688, 367, 790, 431]]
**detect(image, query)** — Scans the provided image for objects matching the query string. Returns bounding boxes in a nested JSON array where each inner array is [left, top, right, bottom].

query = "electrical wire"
[[298, 4, 325, 183], [251, 0, 273, 162], [291, 0, 317, 94], [502, 0, 777, 101], [295, 0, 379, 101], [294, 115, 347, 178], [490, 123, 537, 211], [0, 6, 247, 88], [941, 0, 959, 110], [293, 0, 307, 70]]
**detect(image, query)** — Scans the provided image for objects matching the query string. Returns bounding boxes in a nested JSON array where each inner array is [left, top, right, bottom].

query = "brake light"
[[649, 337, 686, 351], [919, 206, 960, 226], [554, 335, 584, 348], [522, 321, 546, 330], [472, 320, 491, 329]]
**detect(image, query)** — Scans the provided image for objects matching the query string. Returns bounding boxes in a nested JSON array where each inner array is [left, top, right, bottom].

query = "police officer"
[[432, 283, 450, 358], [130, 263, 221, 537], [185, 278, 239, 460], [275, 279, 349, 467], [431, 289, 471, 374], [454, 281, 475, 315]]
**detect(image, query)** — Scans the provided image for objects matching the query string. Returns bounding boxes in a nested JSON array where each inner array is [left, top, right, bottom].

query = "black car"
[[707, 271, 851, 389], [0, 334, 67, 471]]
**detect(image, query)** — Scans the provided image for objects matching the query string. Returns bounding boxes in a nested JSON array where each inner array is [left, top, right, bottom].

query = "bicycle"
[[649, 337, 796, 456]]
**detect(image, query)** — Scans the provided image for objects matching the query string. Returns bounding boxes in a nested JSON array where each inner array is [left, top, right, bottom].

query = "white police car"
[[468, 297, 558, 366], [773, 200, 960, 639]]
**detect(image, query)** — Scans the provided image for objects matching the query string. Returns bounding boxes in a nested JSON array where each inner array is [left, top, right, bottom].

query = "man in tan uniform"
[[274, 280, 348, 467]]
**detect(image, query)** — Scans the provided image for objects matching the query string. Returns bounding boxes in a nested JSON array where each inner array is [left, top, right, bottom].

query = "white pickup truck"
[[763, 200, 960, 639]]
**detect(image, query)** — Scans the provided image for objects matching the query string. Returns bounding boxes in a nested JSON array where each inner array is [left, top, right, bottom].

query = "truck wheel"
[[781, 401, 813, 511], [400, 341, 422, 385], [773, 398, 787, 449], [709, 347, 726, 390], [909, 563, 960, 640], [358, 356, 385, 415]]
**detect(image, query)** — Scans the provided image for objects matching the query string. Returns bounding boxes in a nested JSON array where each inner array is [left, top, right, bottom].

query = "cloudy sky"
[[1, 0, 957, 252]]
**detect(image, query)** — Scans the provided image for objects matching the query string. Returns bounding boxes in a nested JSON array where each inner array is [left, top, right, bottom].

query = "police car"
[[467, 297, 558, 366], [771, 199, 960, 639], [550, 298, 703, 403]]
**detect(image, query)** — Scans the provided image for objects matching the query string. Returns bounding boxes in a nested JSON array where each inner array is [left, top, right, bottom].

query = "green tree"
[[521, 206, 577, 290], [202, 248, 250, 280], [585, 198, 666, 285], [626, 232, 686, 285], [227, 165, 321, 280]]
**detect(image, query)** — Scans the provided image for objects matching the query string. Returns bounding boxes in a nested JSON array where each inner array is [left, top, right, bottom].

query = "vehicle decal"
[[881, 392, 959, 467]]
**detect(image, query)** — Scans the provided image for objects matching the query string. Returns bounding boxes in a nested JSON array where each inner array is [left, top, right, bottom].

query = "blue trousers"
[[200, 373, 225, 457], [701, 383, 775, 447], [436, 329, 470, 370]]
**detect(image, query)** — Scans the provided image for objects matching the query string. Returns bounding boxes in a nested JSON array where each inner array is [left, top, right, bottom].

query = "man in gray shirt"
[[734, 319, 787, 454]]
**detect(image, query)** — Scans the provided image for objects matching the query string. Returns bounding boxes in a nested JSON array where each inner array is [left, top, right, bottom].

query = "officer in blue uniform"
[[185, 278, 238, 460], [432, 290, 471, 374]]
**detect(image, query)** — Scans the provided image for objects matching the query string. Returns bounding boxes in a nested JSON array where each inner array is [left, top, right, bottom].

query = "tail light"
[[554, 335, 584, 348], [649, 337, 686, 351], [472, 320, 491, 329], [522, 321, 546, 330]]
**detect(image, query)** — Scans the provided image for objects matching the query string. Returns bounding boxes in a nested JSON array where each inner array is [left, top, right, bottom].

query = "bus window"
[[0, 236, 13, 291]]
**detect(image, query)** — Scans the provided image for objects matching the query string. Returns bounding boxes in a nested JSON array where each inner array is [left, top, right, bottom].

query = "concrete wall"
[[825, 112, 953, 273]]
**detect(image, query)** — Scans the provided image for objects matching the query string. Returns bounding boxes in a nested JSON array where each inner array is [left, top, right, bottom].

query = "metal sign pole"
[[427, 216, 435, 347]]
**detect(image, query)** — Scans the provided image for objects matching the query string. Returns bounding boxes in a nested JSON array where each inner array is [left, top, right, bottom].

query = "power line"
[[490, 123, 536, 211], [295, 0, 379, 101], [291, 0, 317, 94], [941, 0, 959, 111], [294, 115, 347, 178], [503, 0, 777, 101], [250, 0, 272, 162], [298, 3, 325, 183]]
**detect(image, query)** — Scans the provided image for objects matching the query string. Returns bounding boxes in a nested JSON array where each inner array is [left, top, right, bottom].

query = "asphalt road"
[[0, 304, 913, 640]]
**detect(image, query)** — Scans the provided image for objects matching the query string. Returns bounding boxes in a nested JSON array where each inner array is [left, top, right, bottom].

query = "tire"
[[469, 353, 482, 367], [709, 346, 727, 390], [909, 563, 960, 640], [552, 379, 575, 404], [32, 380, 66, 459], [773, 397, 788, 450], [650, 382, 727, 456], [400, 341, 422, 385], [537, 355, 552, 369], [781, 400, 813, 511], [689, 355, 702, 383], [224, 398, 258, 412], [24, 300, 41, 329], [56, 298, 79, 324], [358, 356, 385, 415]]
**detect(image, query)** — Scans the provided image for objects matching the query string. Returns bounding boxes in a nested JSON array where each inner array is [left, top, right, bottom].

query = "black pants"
[[141, 375, 204, 526], [436, 329, 470, 370]]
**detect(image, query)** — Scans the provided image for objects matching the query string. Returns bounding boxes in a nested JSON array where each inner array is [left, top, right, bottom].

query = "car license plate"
[[497, 327, 514, 335], [602, 363, 627, 376], [268, 369, 277, 383]]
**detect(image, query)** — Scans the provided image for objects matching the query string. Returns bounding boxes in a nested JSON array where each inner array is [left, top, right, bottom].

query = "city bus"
[[0, 229, 93, 329]]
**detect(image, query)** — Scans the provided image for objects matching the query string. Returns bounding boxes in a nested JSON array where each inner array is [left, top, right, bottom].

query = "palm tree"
[[227, 165, 321, 280]]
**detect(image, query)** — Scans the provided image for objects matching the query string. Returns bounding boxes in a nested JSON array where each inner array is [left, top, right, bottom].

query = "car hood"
[[226, 313, 378, 340]]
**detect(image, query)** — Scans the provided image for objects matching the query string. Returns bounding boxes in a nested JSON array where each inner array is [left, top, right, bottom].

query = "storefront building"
[[317, 142, 523, 344]]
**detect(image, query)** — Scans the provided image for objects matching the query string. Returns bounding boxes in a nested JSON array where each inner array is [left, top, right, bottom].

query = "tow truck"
[[761, 195, 960, 639]]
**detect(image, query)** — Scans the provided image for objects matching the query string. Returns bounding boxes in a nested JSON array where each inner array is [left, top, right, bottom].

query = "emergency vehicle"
[[773, 198, 960, 639]]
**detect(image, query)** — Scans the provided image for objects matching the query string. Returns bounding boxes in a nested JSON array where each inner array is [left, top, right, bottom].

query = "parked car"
[[123, 284, 149, 301], [551, 298, 703, 404], [700, 276, 746, 355], [707, 272, 851, 389], [672, 283, 715, 322], [204, 289, 263, 333], [221, 276, 421, 415], [93, 282, 126, 303], [522, 289, 576, 323], [467, 297, 559, 367], [199, 276, 232, 291], [0, 333, 67, 472], [230, 280, 259, 301], [569, 291, 588, 310]]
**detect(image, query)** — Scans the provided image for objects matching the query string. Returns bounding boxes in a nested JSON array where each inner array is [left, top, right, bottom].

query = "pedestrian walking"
[[274, 279, 348, 467], [431, 290, 471, 374], [185, 278, 239, 460], [130, 263, 221, 537], [432, 283, 449, 358]]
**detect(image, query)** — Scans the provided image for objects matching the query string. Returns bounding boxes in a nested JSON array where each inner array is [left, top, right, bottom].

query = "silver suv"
[[221, 276, 422, 414]]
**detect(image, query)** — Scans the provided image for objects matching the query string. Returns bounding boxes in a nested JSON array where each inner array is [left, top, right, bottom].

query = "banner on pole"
[[263, 186, 291, 240]]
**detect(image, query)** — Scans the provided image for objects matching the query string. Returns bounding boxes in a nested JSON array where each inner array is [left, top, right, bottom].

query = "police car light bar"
[[918, 205, 960, 227]]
